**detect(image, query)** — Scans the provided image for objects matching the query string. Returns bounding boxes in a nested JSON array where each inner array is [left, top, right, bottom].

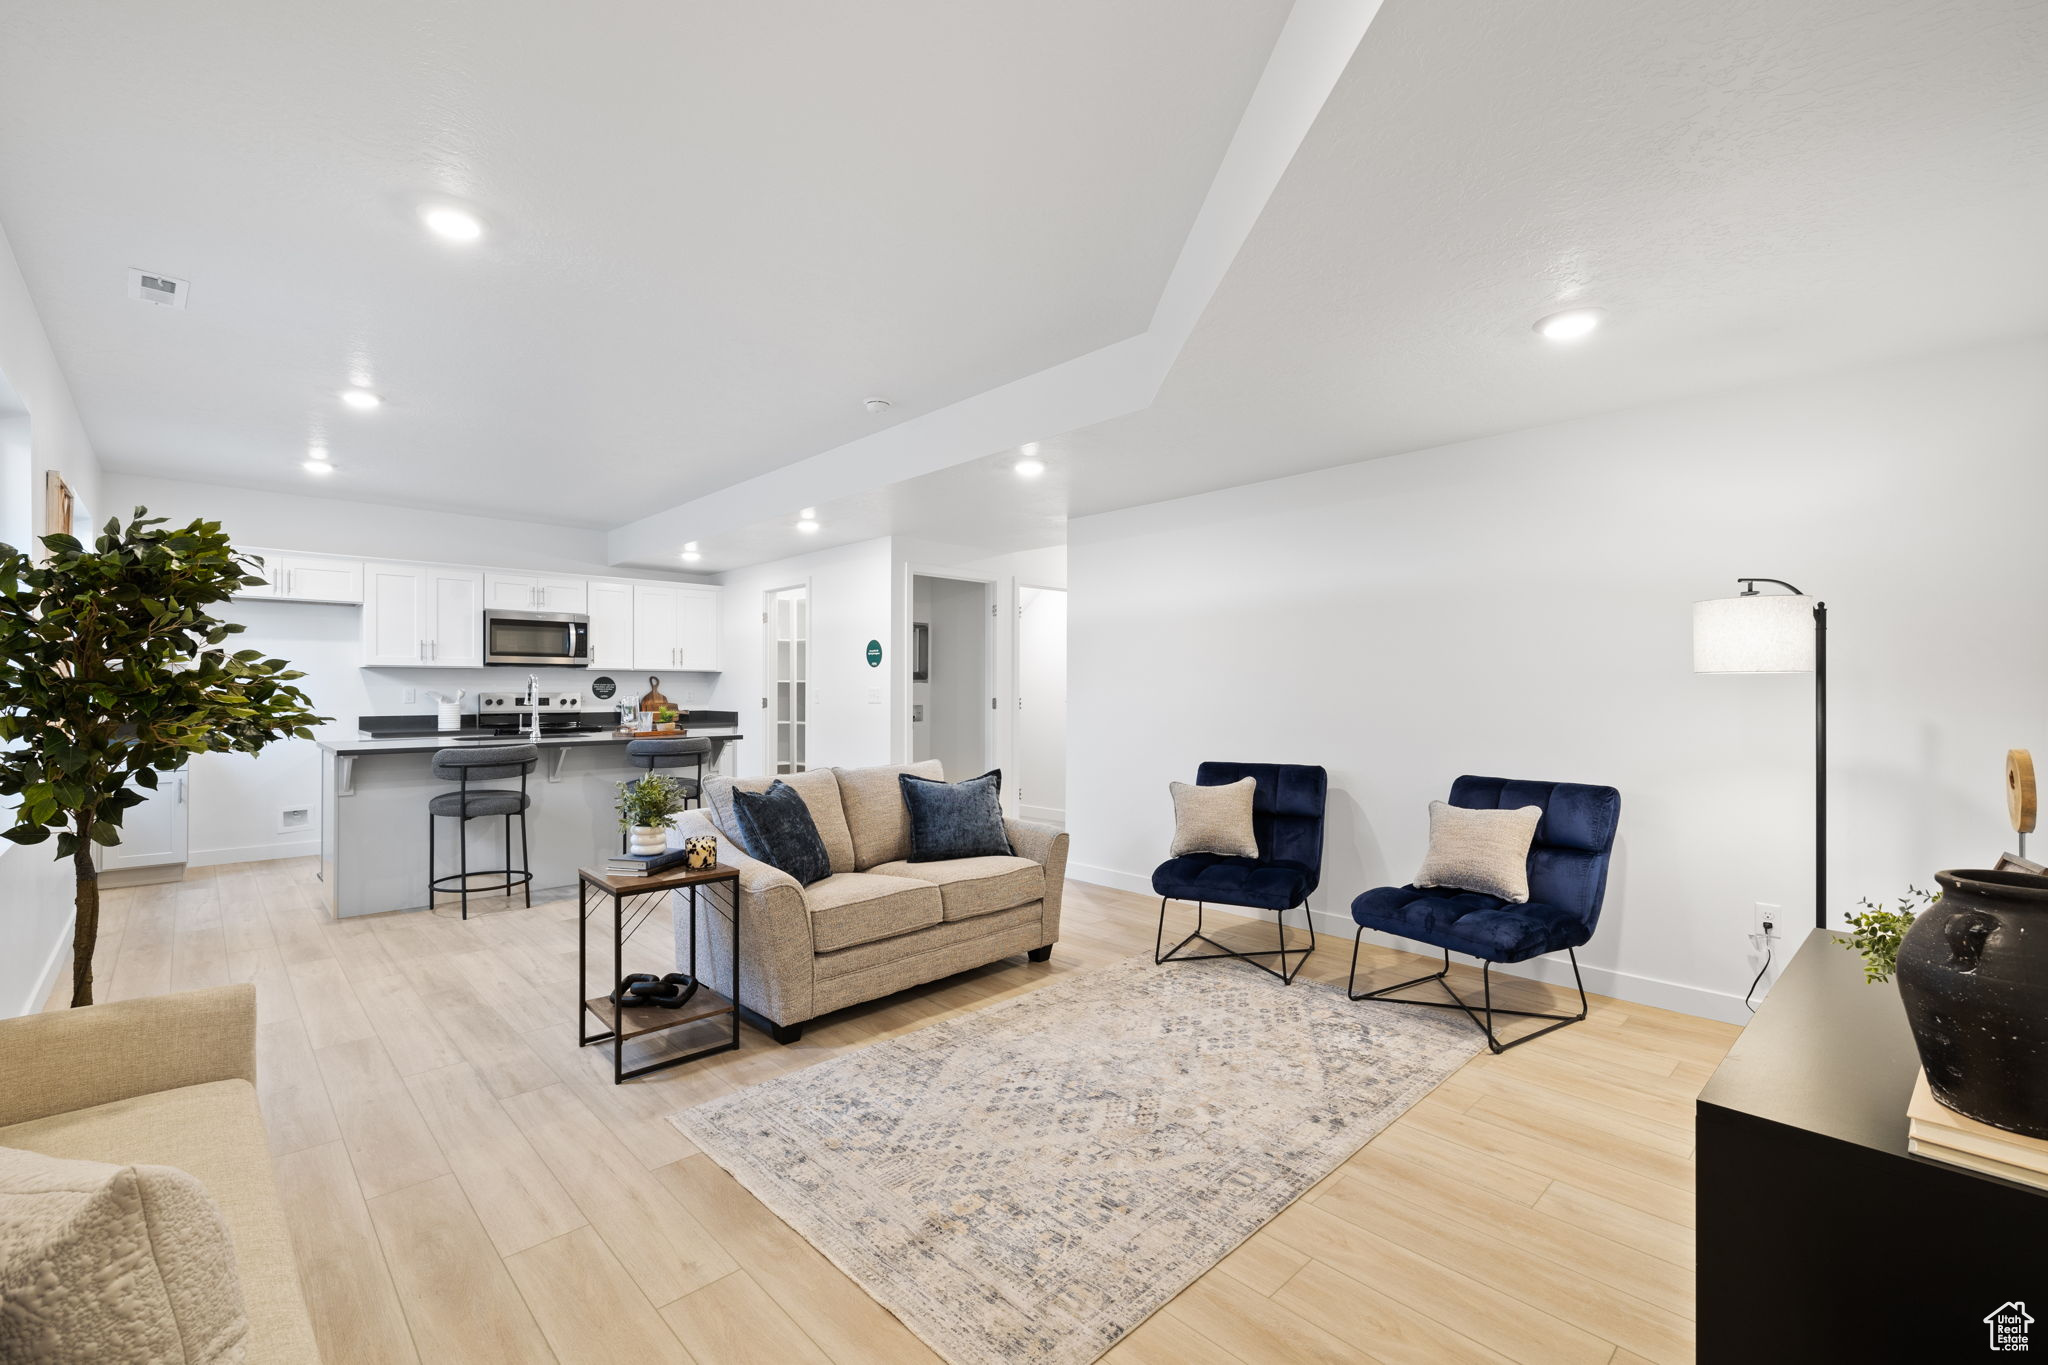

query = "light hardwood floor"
[[48, 858, 1736, 1365]]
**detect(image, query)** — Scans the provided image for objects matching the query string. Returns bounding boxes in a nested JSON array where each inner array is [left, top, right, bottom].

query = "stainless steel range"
[[474, 690, 605, 737]]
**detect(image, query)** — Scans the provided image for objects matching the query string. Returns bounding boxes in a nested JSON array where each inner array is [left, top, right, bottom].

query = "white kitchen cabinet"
[[102, 769, 189, 871], [484, 572, 587, 614], [587, 579, 635, 670], [237, 548, 363, 603], [359, 560, 483, 667], [631, 583, 720, 671]]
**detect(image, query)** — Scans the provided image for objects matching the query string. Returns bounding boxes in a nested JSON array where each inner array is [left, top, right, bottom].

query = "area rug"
[[668, 955, 1481, 1364]]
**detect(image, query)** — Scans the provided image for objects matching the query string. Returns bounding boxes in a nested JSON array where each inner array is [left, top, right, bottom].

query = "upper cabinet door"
[[275, 553, 363, 603], [484, 573, 538, 610], [677, 587, 720, 671], [631, 584, 682, 671], [236, 548, 279, 597], [360, 562, 427, 666], [587, 580, 634, 670], [425, 567, 484, 668], [535, 576, 588, 613]]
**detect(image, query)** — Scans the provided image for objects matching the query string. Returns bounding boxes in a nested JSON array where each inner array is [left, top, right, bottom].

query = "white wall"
[[709, 537, 899, 778], [1068, 338, 2048, 1024], [104, 473, 714, 582], [0, 218, 105, 1015]]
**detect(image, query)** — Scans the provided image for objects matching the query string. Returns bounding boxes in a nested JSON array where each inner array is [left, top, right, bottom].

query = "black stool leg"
[[519, 806, 532, 907], [427, 810, 436, 908], [459, 815, 470, 920]]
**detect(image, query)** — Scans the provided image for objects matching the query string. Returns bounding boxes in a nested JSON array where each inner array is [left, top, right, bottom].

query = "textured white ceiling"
[[691, 0, 2048, 565], [0, 0, 1291, 525]]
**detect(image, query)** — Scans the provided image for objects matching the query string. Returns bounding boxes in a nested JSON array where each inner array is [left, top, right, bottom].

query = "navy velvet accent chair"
[[1153, 762, 1327, 984], [1349, 775, 1620, 1052]]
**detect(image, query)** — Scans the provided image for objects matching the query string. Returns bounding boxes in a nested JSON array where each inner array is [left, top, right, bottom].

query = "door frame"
[[898, 567, 996, 775], [1011, 580, 1067, 825]]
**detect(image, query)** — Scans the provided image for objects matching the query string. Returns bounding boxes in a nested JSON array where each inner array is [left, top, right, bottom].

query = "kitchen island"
[[316, 727, 742, 918]]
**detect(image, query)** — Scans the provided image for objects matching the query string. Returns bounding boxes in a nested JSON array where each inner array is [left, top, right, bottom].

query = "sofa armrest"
[[0, 984, 257, 1128], [1006, 818, 1069, 945], [669, 812, 818, 1026]]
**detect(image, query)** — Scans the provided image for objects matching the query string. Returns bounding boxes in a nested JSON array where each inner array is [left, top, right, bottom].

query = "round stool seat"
[[626, 737, 711, 769], [428, 788, 532, 818]]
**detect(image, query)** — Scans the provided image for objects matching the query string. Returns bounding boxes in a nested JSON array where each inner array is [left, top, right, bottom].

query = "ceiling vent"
[[126, 268, 188, 310]]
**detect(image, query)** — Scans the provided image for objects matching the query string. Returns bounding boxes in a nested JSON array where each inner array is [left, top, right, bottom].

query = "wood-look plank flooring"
[[49, 858, 1736, 1364]]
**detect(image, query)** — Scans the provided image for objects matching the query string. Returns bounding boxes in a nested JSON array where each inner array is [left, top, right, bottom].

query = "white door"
[[360, 561, 426, 666], [104, 770, 190, 870], [484, 573, 538, 610], [632, 584, 682, 670], [425, 567, 484, 667], [677, 587, 719, 670], [1015, 585, 1066, 824], [587, 580, 635, 669], [768, 586, 808, 774]]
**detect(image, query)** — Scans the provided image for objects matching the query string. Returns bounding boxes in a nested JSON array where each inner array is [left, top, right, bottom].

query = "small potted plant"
[[1839, 884, 1940, 983], [617, 773, 689, 855]]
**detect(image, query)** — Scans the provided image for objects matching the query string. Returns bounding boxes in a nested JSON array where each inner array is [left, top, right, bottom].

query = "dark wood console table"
[[1698, 928, 2048, 1361]]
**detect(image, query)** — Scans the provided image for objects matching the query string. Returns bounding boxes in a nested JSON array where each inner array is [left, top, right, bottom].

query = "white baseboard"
[[190, 839, 320, 868], [20, 909, 75, 1016], [1066, 869, 1751, 1026], [1020, 804, 1066, 826]]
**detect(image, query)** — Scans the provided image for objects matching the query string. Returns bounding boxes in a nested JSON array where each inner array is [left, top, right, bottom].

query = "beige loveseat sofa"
[[0, 985, 321, 1362], [673, 761, 1068, 1041]]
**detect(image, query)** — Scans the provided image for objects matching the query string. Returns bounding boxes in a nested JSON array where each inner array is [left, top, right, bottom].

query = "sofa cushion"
[[834, 761, 943, 869], [0, 1079, 318, 1365], [706, 768, 855, 875], [868, 855, 1044, 922], [1350, 884, 1592, 964], [0, 1144, 249, 1364], [900, 770, 1011, 861], [730, 781, 832, 886], [802, 872, 944, 952]]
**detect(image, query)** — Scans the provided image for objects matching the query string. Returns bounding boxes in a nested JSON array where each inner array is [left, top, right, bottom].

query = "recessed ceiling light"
[[302, 459, 334, 476], [1534, 308, 1605, 342], [1014, 457, 1046, 478], [863, 397, 892, 414], [797, 518, 820, 534], [340, 388, 381, 410], [421, 206, 484, 242], [680, 552, 702, 563]]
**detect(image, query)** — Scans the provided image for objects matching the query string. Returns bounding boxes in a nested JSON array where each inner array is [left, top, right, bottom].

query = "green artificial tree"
[[0, 510, 327, 1005]]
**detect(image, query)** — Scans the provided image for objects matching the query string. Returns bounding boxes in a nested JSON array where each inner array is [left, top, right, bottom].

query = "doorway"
[[910, 575, 991, 780], [1014, 584, 1067, 824], [766, 584, 809, 774]]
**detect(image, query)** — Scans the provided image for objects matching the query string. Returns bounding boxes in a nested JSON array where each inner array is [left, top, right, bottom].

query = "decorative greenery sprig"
[[617, 773, 690, 831], [1839, 884, 1941, 983], [0, 510, 328, 1004]]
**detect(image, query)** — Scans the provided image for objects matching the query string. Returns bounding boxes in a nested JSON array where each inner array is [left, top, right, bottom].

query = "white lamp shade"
[[1693, 594, 1815, 673]]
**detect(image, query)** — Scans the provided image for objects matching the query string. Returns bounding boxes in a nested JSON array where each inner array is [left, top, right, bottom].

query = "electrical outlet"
[[1754, 901, 1782, 940], [402, 687, 417, 705]]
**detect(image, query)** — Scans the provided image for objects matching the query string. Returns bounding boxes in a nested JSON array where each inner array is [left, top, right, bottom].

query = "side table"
[[577, 861, 742, 1083]]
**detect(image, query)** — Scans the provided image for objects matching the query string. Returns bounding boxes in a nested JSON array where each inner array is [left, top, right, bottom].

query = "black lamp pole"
[[1738, 578, 1827, 930]]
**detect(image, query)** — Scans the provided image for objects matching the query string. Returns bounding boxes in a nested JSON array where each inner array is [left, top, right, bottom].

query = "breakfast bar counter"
[[316, 727, 742, 918]]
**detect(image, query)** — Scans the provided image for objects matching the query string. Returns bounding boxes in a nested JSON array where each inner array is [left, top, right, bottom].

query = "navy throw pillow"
[[900, 770, 1011, 862], [730, 781, 831, 886]]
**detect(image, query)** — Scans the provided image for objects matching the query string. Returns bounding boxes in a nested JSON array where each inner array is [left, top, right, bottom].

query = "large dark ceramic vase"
[[1894, 867, 2048, 1137]]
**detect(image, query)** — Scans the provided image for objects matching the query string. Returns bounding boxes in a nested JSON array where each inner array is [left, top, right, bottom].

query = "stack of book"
[[604, 847, 690, 878], [1907, 1071, 2048, 1191]]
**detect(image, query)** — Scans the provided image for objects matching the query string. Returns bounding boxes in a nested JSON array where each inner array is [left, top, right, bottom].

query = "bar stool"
[[428, 744, 538, 919], [621, 737, 710, 852]]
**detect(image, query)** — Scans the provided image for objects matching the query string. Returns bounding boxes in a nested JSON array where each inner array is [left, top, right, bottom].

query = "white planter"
[[628, 825, 667, 855]]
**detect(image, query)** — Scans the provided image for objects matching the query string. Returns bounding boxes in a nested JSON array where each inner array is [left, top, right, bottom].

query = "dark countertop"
[[318, 727, 743, 756]]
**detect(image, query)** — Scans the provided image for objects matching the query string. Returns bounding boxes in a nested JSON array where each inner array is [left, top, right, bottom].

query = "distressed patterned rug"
[[668, 955, 1481, 1365]]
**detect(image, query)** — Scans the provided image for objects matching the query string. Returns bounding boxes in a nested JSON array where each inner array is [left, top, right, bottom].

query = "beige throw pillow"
[[1169, 777, 1260, 858], [1414, 800, 1542, 902], [0, 1145, 249, 1363]]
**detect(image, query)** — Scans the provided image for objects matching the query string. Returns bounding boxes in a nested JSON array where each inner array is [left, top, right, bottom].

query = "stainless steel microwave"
[[483, 610, 590, 667]]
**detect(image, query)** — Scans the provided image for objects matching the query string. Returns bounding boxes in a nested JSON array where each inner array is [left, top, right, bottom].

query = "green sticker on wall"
[[866, 639, 883, 667]]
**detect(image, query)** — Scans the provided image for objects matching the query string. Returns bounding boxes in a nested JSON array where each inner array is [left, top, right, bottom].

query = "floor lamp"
[[1693, 578, 1828, 929]]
